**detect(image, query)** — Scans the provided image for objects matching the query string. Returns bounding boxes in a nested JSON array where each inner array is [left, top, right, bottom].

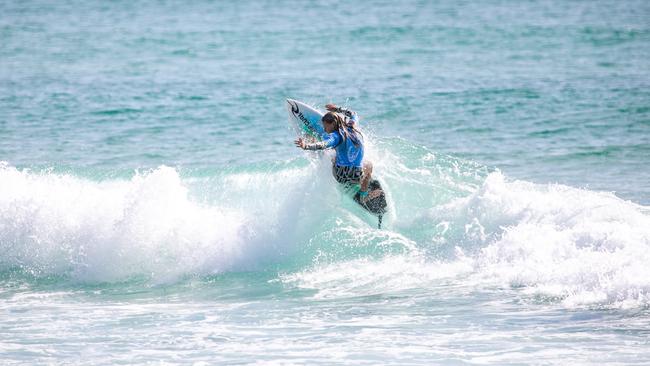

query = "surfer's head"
[[322, 111, 363, 146], [321, 112, 342, 133]]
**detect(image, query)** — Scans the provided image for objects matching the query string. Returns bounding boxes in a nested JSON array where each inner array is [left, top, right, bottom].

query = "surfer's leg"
[[360, 161, 373, 193]]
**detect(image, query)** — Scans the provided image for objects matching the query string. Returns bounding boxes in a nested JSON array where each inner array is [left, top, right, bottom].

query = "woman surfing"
[[294, 104, 387, 227]]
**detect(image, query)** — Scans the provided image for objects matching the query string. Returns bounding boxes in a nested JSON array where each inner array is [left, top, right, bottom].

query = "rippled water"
[[1, 0, 649, 364]]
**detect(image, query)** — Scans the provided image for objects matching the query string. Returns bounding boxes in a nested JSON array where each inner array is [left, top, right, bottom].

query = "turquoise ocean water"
[[1, 0, 650, 364]]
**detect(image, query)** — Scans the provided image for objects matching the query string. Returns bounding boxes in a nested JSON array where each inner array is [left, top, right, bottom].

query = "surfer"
[[294, 104, 374, 202]]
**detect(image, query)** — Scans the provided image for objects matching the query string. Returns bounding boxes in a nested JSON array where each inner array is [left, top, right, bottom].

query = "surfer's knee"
[[362, 161, 373, 176]]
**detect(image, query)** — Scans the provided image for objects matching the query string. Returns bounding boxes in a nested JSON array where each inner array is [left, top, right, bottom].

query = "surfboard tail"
[[353, 187, 388, 217]]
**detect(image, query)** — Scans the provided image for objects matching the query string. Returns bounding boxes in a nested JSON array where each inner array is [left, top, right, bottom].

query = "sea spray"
[[0, 164, 257, 282], [466, 173, 650, 308], [286, 171, 650, 309], [0, 159, 381, 282], [2, 144, 649, 309]]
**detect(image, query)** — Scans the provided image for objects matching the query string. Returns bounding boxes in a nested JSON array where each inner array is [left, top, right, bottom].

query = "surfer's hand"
[[294, 138, 305, 149], [325, 103, 338, 112]]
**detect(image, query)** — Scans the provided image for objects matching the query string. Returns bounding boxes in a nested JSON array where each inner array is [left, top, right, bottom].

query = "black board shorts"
[[333, 165, 387, 218], [332, 165, 363, 184]]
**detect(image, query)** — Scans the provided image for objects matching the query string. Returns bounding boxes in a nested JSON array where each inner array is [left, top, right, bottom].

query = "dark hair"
[[322, 112, 363, 147]]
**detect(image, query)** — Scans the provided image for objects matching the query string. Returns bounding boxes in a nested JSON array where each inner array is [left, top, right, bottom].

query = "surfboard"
[[286, 99, 325, 138], [286, 99, 389, 228]]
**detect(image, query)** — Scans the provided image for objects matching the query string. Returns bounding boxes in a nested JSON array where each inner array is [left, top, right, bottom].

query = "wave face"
[[1, 138, 649, 308]]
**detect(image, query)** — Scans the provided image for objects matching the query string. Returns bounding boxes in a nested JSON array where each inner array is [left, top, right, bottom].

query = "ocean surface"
[[1, 0, 649, 364]]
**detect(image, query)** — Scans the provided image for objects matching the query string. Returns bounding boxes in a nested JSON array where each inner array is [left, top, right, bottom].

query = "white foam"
[[3, 161, 649, 308], [281, 253, 474, 299], [443, 172, 650, 308], [283, 170, 650, 309], [0, 164, 317, 282]]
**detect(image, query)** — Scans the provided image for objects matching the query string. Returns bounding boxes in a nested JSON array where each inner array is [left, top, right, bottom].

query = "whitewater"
[[2, 0, 650, 364], [3, 137, 649, 307], [2, 142, 650, 363]]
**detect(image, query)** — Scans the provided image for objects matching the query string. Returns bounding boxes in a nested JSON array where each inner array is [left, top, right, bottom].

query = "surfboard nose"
[[286, 99, 298, 113]]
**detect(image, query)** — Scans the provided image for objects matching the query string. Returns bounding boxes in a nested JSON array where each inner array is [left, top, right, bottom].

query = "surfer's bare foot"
[[360, 189, 381, 204], [365, 190, 381, 203]]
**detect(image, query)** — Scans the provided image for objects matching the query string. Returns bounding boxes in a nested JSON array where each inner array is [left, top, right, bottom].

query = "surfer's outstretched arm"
[[294, 133, 340, 151]]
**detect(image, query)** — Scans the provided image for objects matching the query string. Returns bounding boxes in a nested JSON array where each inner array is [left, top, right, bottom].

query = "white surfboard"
[[286, 99, 325, 139]]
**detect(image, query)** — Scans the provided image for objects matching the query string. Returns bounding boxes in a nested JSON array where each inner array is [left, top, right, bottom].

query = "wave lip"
[[0, 164, 255, 282], [2, 149, 649, 310], [455, 173, 650, 308]]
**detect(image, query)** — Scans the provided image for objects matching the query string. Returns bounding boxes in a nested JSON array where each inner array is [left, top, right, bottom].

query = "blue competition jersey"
[[320, 127, 364, 167]]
